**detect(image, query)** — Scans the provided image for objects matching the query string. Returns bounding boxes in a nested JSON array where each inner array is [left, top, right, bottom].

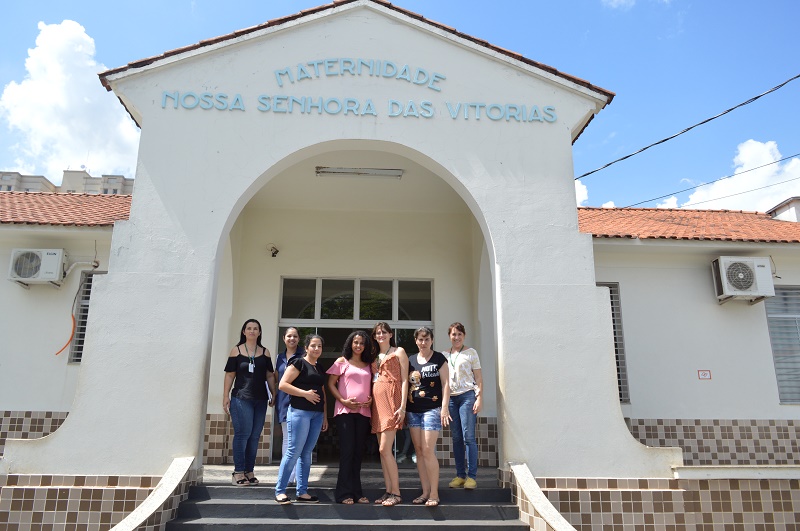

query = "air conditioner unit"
[[711, 256, 774, 304], [7, 249, 67, 284]]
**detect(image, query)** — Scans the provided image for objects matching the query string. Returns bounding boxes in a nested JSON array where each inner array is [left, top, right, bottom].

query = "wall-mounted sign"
[[697, 370, 712, 380], [160, 57, 557, 124]]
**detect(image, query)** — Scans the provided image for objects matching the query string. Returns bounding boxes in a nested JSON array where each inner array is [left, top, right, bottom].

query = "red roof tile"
[[4, 194, 799, 244], [98, 0, 615, 105], [0, 192, 131, 227], [578, 207, 800, 244]]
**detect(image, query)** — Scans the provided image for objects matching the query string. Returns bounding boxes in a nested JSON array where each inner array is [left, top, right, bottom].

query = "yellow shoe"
[[464, 478, 477, 490], [449, 477, 466, 488]]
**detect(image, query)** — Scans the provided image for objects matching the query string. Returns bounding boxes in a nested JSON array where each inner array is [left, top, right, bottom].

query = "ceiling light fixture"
[[315, 166, 404, 179]]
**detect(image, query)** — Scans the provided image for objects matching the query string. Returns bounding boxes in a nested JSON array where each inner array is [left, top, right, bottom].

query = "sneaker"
[[396, 454, 406, 464], [464, 478, 477, 490], [449, 477, 466, 488], [411, 454, 417, 464]]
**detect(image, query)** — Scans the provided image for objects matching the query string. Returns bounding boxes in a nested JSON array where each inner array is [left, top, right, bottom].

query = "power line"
[[682, 174, 800, 208], [577, 151, 800, 225], [623, 152, 800, 208], [575, 72, 800, 181]]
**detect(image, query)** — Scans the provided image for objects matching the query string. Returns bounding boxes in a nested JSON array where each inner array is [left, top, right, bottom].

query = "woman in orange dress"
[[370, 322, 409, 507]]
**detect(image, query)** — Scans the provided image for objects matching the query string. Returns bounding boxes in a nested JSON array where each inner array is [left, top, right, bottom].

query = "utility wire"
[[682, 174, 800, 208], [577, 151, 799, 225], [622, 152, 800, 208], [575, 72, 800, 181]]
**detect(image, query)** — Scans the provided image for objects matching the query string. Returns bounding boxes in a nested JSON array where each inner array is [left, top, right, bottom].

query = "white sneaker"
[[411, 454, 417, 464], [396, 455, 406, 464]]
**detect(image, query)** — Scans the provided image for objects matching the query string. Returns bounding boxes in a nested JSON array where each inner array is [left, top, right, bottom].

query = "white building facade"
[[1, 2, 799, 528]]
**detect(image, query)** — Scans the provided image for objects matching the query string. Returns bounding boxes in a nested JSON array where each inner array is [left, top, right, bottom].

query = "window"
[[70, 271, 105, 363], [279, 277, 433, 354], [766, 287, 800, 403], [598, 282, 630, 403]]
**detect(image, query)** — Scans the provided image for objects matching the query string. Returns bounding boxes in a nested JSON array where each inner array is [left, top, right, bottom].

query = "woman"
[[274, 334, 328, 504], [275, 327, 303, 485], [445, 322, 483, 490], [370, 322, 409, 507], [222, 319, 276, 486], [327, 331, 374, 504], [406, 326, 450, 507]]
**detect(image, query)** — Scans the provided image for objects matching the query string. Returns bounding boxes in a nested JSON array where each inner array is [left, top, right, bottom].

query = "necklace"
[[448, 345, 464, 368], [378, 347, 392, 367], [245, 343, 257, 363]]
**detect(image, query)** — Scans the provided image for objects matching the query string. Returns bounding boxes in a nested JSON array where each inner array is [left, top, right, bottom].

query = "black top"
[[224, 346, 274, 401], [288, 357, 326, 413], [407, 350, 447, 413]]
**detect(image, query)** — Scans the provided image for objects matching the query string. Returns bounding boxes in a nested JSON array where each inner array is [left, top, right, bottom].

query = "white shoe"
[[396, 455, 406, 464], [411, 454, 417, 464]]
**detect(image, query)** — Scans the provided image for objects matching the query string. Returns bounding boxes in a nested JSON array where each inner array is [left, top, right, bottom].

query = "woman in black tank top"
[[223, 319, 276, 486]]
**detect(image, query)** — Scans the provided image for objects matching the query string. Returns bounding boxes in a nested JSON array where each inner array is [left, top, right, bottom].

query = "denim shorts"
[[406, 407, 442, 431]]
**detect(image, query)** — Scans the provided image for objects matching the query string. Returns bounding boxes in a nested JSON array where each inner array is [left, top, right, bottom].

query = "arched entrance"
[[205, 142, 500, 468]]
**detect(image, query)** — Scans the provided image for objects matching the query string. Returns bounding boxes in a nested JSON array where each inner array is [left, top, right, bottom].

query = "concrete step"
[[166, 517, 529, 530], [187, 485, 513, 503], [167, 484, 526, 529]]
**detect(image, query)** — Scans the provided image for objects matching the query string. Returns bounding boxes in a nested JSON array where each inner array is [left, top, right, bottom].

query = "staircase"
[[166, 466, 527, 529]]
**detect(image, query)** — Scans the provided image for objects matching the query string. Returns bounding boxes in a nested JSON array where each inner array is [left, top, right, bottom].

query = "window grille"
[[598, 282, 630, 403], [69, 271, 104, 363], [765, 287, 800, 403]]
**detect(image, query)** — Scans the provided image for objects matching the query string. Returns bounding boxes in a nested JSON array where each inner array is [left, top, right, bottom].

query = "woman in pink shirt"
[[327, 330, 375, 504]]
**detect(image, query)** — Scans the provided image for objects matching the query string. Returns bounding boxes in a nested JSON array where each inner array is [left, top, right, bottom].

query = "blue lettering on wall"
[[273, 58, 445, 92], [162, 91, 557, 124]]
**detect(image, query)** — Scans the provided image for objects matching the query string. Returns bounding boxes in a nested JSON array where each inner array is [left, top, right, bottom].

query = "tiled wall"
[[204, 413, 500, 467], [499, 467, 558, 531], [0, 469, 198, 531], [0, 412, 68, 456], [202, 413, 273, 465], [627, 418, 800, 465], [438, 417, 499, 468], [539, 476, 800, 530], [0, 474, 156, 530]]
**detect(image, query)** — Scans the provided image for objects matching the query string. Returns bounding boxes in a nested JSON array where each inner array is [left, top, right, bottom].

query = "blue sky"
[[1, 0, 798, 211]]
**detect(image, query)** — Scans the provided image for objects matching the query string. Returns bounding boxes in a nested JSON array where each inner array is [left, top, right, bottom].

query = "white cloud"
[[0, 21, 139, 183], [601, 201, 616, 208], [682, 140, 800, 212], [656, 196, 678, 209], [601, 0, 636, 9], [575, 179, 589, 206]]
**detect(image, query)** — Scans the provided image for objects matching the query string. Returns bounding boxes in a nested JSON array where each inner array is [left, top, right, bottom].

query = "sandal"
[[231, 472, 249, 486], [245, 472, 259, 485], [357, 497, 370, 504], [341, 498, 354, 505], [412, 495, 429, 505], [425, 498, 440, 507], [374, 492, 391, 504], [275, 494, 292, 505], [382, 493, 402, 506]]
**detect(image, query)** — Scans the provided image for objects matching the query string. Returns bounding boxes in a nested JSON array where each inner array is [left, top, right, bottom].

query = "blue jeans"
[[449, 391, 478, 479], [275, 407, 324, 496], [229, 396, 268, 473]]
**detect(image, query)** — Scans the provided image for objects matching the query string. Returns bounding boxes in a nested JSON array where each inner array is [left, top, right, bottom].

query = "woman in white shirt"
[[444, 322, 482, 490]]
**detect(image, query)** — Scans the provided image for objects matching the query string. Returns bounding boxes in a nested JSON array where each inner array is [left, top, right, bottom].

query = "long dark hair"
[[236, 319, 265, 350], [342, 330, 374, 364]]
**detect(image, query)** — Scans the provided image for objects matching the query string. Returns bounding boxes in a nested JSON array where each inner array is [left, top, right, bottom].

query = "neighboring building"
[[0, 170, 133, 195], [1, 1, 799, 529]]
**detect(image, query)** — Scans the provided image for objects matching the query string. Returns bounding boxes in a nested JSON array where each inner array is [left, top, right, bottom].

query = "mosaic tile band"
[[0, 468, 198, 531], [627, 418, 800, 465]]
